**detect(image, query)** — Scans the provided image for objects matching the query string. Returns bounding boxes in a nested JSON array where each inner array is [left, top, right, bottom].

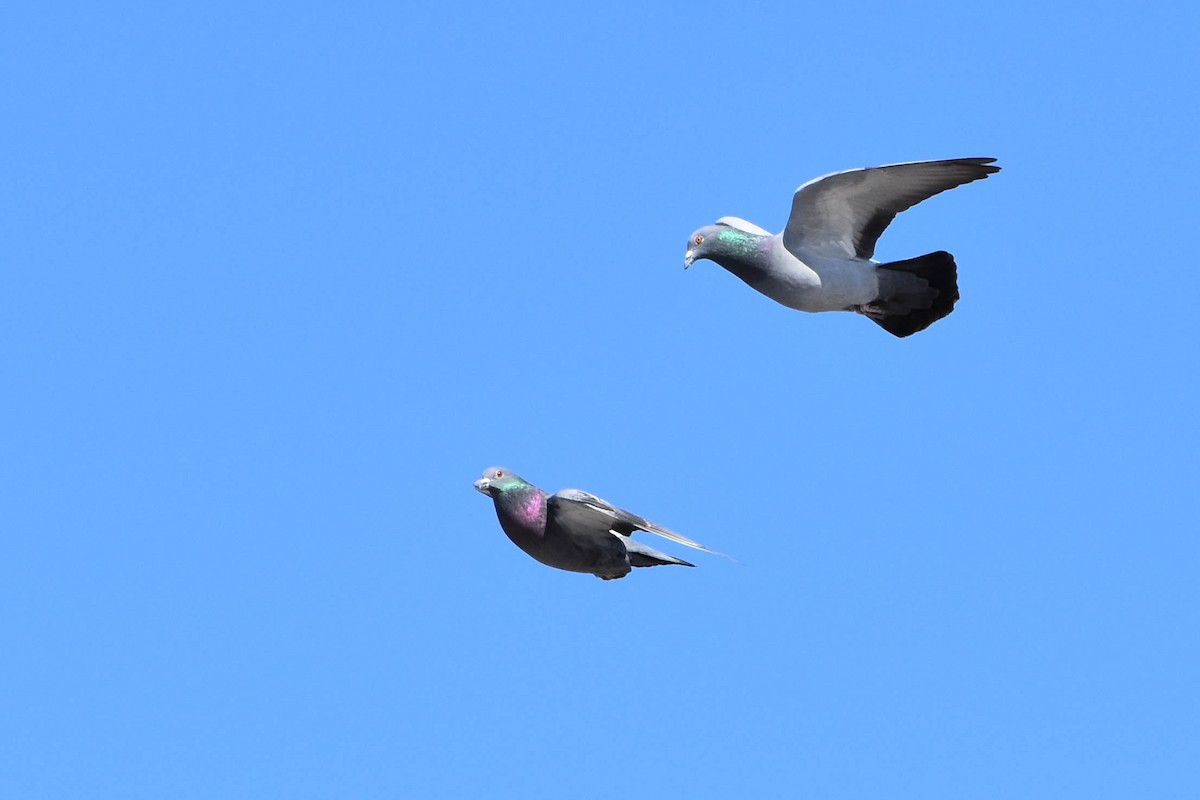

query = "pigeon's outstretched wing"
[[546, 489, 725, 559], [782, 158, 1000, 260]]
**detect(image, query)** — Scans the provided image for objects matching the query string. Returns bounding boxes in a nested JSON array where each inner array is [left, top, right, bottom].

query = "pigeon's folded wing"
[[547, 489, 724, 557]]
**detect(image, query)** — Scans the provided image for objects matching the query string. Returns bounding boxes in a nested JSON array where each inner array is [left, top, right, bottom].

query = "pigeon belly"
[[758, 246, 881, 312], [496, 508, 627, 576]]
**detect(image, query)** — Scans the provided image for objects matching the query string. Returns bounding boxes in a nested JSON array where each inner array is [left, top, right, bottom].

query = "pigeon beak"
[[684, 250, 696, 270], [474, 478, 490, 495]]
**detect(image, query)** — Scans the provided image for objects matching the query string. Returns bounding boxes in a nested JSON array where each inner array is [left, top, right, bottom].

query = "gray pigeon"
[[474, 467, 722, 580], [684, 157, 1000, 337]]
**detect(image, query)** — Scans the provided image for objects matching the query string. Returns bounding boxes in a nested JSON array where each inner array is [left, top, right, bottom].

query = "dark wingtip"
[[962, 156, 1001, 175]]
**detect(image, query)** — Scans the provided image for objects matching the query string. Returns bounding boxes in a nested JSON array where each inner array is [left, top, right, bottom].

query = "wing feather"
[[549, 489, 726, 558], [782, 158, 1000, 260]]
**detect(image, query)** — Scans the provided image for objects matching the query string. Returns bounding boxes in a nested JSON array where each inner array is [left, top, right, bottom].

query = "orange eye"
[[694, 235, 704, 245], [496, 470, 504, 478]]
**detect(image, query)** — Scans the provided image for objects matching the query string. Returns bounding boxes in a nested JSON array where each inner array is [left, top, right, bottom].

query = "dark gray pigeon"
[[474, 467, 722, 580], [684, 157, 1000, 337]]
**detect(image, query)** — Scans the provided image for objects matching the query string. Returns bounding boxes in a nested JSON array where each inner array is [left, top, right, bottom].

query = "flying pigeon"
[[474, 467, 722, 580], [684, 157, 1000, 337]]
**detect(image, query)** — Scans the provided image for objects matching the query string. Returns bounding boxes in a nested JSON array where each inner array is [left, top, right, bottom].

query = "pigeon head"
[[684, 220, 770, 271], [683, 224, 721, 269], [474, 466, 528, 498]]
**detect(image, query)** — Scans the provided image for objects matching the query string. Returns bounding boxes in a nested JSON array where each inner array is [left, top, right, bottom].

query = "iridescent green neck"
[[494, 477, 530, 494], [716, 227, 766, 256], [711, 228, 771, 283]]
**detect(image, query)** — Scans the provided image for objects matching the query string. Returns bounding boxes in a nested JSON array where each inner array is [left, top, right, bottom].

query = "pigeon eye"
[[495, 470, 504, 478], [694, 235, 704, 245]]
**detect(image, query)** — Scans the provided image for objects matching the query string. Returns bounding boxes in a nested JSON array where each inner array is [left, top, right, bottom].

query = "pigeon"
[[474, 467, 723, 580], [684, 157, 1000, 337]]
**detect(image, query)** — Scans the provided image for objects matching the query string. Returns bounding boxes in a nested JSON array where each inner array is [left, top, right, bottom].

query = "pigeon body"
[[685, 158, 1000, 337], [474, 467, 720, 580]]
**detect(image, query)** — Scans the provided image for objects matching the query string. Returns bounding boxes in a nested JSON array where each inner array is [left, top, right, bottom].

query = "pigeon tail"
[[870, 251, 959, 337], [623, 538, 696, 569]]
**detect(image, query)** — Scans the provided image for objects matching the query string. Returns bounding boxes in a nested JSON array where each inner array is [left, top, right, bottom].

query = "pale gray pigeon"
[[474, 467, 723, 580], [684, 158, 1000, 337]]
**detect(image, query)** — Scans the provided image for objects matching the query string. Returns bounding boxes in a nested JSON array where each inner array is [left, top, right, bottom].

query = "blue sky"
[[3, 1, 1197, 797]]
